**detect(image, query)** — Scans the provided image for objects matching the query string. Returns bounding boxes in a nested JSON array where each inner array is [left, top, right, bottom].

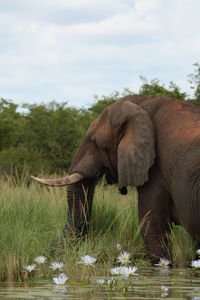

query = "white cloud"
[[0, 0, 199, 107]]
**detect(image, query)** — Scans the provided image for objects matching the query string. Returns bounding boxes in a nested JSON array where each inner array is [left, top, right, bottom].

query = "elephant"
[[31, 95, 200, 263]]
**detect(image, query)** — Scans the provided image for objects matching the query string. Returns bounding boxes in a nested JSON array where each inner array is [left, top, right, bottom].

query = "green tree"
[[139, 76, 187, 100], [23, 101, 84, 173], [1, 70, 198, 177], [0, 99, 24, 151], [188, 62, 200, 102], [0, 99, 28, 176], [89, 88, 135, 118]]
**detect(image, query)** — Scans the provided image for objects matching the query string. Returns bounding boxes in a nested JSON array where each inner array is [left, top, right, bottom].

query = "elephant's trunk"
[[31, 172, 101, 237], [65, 178, 96, 236]]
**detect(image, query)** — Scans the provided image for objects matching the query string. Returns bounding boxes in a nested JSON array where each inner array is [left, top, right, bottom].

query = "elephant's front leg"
[[66, 180, 95, 237], [137, 173, 173, 264]]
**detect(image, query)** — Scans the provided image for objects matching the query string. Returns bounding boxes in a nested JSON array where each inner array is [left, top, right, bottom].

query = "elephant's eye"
[[91, 135, 98, 146], [91, 134, 95, 141]]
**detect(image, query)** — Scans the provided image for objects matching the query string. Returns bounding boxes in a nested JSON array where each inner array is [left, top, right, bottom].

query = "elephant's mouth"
[[104, 167, 127, 195], [104, 167, 117, 184]]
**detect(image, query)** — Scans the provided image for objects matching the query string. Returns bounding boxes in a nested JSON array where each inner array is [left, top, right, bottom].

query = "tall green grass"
[[0, 176, 66, 280], [0, 176, 196, 281], [165, 224, 196, 267]]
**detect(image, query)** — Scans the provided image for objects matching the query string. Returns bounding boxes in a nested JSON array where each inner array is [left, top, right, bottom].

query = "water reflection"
[[0, 267, 200, 299]]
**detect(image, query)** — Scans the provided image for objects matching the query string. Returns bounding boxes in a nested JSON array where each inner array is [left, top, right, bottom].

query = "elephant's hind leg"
[[137, 170, 173, 264]]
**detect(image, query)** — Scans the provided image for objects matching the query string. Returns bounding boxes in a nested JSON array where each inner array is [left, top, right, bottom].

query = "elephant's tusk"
[[30, 173, 84, 186]]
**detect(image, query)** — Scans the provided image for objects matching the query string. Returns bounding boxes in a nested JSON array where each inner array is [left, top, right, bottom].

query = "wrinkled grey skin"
[[66, 95, 200, 263]]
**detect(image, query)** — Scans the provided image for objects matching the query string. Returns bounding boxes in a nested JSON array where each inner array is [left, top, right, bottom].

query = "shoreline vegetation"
[[0, 175, 196, 282], [0, 64, 200, 178]]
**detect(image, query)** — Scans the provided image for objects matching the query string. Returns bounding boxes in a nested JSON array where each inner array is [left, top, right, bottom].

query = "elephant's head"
[[31, 99, 155, 235]]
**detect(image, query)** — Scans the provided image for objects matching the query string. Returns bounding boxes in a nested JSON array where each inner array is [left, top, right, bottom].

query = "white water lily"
[[79, 255, 96, 265], [110, 267, 121, 275], [123, 266, 138, 276], [161, 285, 168, 297], [191, 259, 200, 268], [53, 273, 68, 285], [50, 261, 64, 271], [196, 249, 200, 256], [96, 279, 105, 285], [24, 264, 36, 272], [154, 258, 171, 268], [110, 266, 137, 276], [34, 256, 47, 264], [117, 251, 131, 264], [110, 267, 122, 275], [161, 285, 168, 293]]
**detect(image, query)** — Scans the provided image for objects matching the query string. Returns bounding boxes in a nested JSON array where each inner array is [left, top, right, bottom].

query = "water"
[[0, 267, 200, 299]]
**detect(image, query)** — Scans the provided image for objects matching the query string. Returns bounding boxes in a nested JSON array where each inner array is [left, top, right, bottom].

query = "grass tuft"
[[164, 224, 196, 267]]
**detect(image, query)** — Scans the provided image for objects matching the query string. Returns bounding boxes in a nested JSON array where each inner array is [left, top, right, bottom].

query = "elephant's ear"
[[110, 101, 155, 191]]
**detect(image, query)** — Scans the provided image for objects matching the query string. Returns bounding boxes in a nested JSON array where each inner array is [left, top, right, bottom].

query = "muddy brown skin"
[[33, 95, 200, 263]]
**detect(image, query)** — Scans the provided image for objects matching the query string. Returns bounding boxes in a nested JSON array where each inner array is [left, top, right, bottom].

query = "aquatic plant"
[[161, 285, 168, 297], [190, 259, 200, 268], [107, 277, 116, 289], [53, 273, 68, 285], [50, 261, 64, 271], [79, 255, 97, 266], [117, 251, 131, 265], [154, 258, 171, 268], [96, 279, 105, 285], [34, 256, 47, 264], [110, 266, 137, 276], [24, 264, 36, 272]]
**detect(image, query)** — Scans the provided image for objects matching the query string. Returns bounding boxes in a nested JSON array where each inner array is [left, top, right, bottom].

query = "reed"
[[165, 224, 196, 267], [0, 175, 195, 281]]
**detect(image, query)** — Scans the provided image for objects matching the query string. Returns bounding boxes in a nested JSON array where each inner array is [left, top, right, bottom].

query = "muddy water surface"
[[0, 267, 200, 299]]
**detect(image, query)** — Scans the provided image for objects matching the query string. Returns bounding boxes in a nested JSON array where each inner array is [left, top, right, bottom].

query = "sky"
[[0, 0, 200, 108]]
